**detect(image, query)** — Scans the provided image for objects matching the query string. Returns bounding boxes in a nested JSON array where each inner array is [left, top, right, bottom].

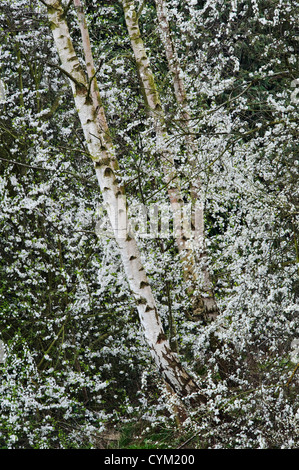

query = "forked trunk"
[[42, 0, 205, 403]]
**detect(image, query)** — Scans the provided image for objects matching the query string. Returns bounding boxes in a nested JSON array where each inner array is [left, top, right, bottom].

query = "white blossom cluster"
[[0, 0, 298, 449]]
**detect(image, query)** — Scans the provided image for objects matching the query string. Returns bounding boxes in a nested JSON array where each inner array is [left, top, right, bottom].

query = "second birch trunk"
[[122, 0, 218, 321], [154, 0, 219, 320], [42, 0, 205, 404]]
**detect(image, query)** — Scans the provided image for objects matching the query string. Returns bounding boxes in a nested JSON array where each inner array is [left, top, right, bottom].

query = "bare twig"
[[47, 62, 87, 90], [286, 363, 299, 387]]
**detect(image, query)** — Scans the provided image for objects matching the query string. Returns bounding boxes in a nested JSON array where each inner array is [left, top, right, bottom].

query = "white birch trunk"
[[41, 0, 205, 403], [121, 0, 195, 271], [122, 0, 218, 320], [155, 0, 219, 319]]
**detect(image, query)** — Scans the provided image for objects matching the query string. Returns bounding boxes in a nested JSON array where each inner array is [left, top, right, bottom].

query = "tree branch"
[[47, 62, 87, 89], [62, 0, 73, 18], [137, 0, 146, 18]]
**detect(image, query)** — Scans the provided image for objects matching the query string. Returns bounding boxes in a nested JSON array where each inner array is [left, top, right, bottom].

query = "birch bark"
[[121, 0, 218, 320], [121, 0, 194, 275], [154, 0, 219, 320], [41, 0, 205, 403]]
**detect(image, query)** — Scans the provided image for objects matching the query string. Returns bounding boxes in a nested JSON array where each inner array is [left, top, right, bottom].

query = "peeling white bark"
[[121, 0, 194, 269], [41, 0, 204, 402], [122, 0, 218, 320]]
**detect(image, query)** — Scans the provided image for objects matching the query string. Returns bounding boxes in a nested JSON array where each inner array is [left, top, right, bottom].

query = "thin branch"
[[0, 156, 92, 183], [286, 362, 299, 387], [86, 60, 104, 98], [47, 62, 87, 90], [137, 0, 146, 18], [0, 156, 53, 171], [62, 0, 73, 18], [55, 144, 92, 157]]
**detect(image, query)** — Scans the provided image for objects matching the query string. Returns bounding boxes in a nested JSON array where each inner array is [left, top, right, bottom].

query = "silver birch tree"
[[39, 0, 205, 403], [121, 0, 218, 320], [121, 0, 194, 287], [154, 0, 219, 319]]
